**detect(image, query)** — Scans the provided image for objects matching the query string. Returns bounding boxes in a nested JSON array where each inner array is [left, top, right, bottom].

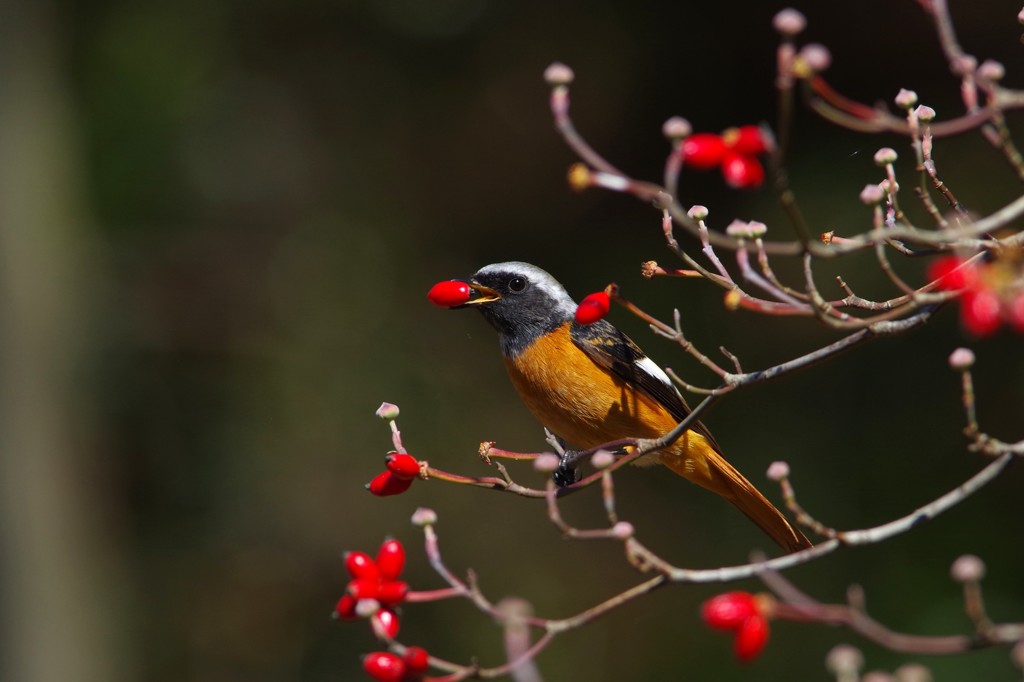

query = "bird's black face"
[[457, 263, 577, 356]]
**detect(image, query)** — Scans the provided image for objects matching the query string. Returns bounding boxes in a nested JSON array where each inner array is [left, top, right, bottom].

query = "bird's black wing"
[[569, 320, 721, 450]]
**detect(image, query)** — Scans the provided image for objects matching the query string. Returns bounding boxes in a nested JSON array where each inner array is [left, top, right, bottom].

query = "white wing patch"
[[635, 356, 680, 396]]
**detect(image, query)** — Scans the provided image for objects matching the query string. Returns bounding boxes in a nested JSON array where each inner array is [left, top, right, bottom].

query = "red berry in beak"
[[427, 280, 472, 307]]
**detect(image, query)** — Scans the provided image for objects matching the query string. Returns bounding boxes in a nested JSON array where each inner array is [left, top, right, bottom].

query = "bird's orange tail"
[[658, 435, 811, 554]]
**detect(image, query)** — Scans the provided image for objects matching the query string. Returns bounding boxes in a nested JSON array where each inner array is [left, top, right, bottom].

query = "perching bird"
[[434, 261, 810, 553]]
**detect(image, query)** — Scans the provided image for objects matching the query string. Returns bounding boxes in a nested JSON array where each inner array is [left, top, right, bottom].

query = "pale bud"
[[950, 554, 986, 582], [894, 88, 918, 109], [544, 62, 575, 86], [773, 8, 807, 36], [534, 453, 561, 472], [662, 116, 692, 140], [914, 105, 936, 122], [766, 461, 790, 481], [948, 347, 975, 370], [687, 205, 709, 220], [376, 402, 401, 420], [873, 147, 898, 166], [826, 644, 864, 675], [411, 507, 438, 527]]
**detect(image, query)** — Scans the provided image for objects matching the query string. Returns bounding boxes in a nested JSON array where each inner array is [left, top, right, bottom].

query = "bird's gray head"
[[460, 262, 577, 354]]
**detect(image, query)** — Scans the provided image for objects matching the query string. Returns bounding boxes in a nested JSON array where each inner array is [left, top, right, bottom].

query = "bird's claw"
[[553, 450, 582, 487]]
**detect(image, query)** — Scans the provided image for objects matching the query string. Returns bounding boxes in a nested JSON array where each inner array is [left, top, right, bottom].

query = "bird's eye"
[[508, 277, 527, 293]]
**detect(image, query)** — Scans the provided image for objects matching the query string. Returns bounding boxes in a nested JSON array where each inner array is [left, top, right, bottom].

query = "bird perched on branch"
[[430, 261, 810, 553]]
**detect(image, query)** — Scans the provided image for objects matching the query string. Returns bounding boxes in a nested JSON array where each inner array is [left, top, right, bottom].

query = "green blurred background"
[[2, 0, 1023, 680]]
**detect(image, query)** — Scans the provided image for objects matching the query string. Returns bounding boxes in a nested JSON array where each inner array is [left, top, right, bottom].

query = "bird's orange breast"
[[503, 323, 682, 452]]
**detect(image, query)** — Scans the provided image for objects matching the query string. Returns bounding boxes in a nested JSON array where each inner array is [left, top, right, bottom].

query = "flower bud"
[[950, 554, 986, 582], [375, 402, 401, 420], [798, 44, 831, 73], [611, 521, 635, 539], [533, 453, 561, 472], [773, 8, 807, 36], [894, 88, 919, 109], [543, 62, 575, 86], [662, 116, 692, 140], [860, 183, 885, 205], [873, 147, 898, 166], [914, 105, 936, 122], [411, 507, 437, 527], [947, 347, 975, 370], [687, 205, 709, 220], [766, 461, 790, 481], [977, 60, 1005, 82], [826, 644, 865, 675]]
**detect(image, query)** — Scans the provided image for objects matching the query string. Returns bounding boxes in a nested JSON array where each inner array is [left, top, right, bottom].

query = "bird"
[[436, 261, 811, 553]]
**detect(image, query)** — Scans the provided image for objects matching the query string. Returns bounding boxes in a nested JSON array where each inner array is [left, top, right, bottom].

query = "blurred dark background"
[[1, 0, 1023, 680]]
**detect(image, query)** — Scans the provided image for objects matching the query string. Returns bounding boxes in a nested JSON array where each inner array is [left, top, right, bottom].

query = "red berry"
[[927, 256, 973, 290], [724, 125, 768, 156], [363, 652, 406, 681], [575, 291, 611, 325], [376, 539, 407, 581], [385, 454, 420, 480], [377, 580, 409, 606], [427, 280, 472, 307], [721, 153, 765, 189], [348, 577, 381, 600], [734, 615, 770, 663], [961, 290, 1002, 337], [345, 551, 380, 581], [372, 607, 400, 639], [681, 132, 727, 169], [701, 591, 758, 630], [367, 471, 414, 497], [335, 594, 358, 619], [403, 646, 430, 673]]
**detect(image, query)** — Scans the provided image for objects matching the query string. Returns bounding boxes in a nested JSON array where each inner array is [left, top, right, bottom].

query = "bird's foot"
[[553, 450, 584, 487]]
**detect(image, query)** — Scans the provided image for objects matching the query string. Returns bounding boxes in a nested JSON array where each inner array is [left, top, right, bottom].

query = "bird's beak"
[[459, 280, 501, 307]]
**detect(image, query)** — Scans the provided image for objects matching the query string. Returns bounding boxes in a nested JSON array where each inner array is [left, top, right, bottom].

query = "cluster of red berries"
[[681, 125, 769, 189], [929, 254, 1024, 337], [362, 647, 430, 681], [367, 453, 421, 496], [336, 539, 410, 638], [701, 591, 772, 663]]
